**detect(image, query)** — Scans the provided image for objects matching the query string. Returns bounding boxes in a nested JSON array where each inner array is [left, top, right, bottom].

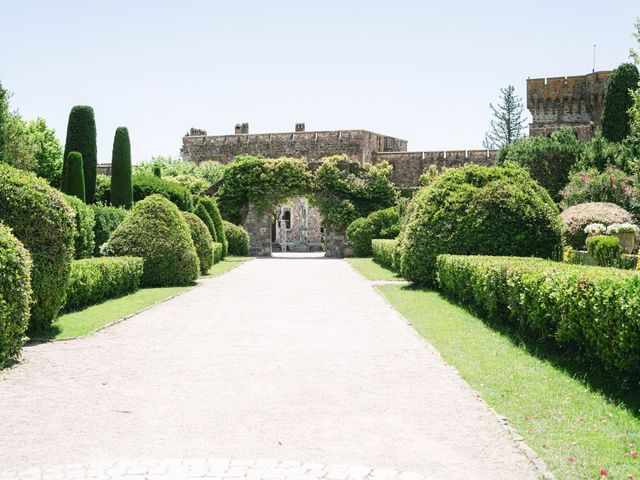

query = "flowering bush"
[[561, 202, 634, 249], [606, 223, 638, 234], [584, 223, 606, 235]]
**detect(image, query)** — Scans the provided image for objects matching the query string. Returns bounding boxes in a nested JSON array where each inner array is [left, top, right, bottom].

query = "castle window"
[[283, 210, 291, 230]]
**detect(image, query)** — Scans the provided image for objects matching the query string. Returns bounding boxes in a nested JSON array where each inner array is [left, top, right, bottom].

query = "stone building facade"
[[526, 70, 611, 140]]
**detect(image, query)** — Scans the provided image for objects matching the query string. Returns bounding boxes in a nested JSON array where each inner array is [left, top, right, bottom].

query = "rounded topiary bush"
[[399, 164, 563, 285], [182, 212, 214, 275], [63, 194, 96, 259], [347, 207, 399, 257], [198, 197, 227, 258], [0, 163, 76, 331], [560, 202, 634, 249], [223, 220, 249, 256], [0, 223, 32, 367], [132, 173, 193, 211], [104, 194, 199, 286]]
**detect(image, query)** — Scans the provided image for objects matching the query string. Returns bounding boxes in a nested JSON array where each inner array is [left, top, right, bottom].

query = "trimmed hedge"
[[195, 203, 217, 242], [63, 257, 143, 312], [104, 195, 199, 286], [0, 223, 32, 367], [436, 255, 640, 374], [398, 164, 563, 286], [372, 239, 397, 270], [111, 127, 133, 208], [213, 242, 223, 264], [585, 235, 621, 267], [63, 194, 96, 259], [64, 152, 85, 202], [0, 163, 75, 331], [182, 212, 214, 275], [347, 207, 399, 257], [560, 202, 633, 249], [223, 220, 249, 256], [198, 197, 227, 257], [91, 205, 128, 255], [132, 173, 193, 211], [62, 105, 97, 203]]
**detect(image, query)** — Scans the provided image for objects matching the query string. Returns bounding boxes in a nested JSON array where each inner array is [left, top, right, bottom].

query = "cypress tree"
[[63, 106, 97, 202], [65, 151, 86, 202], [110, 127, 133, 208], [153, 166, 161, 177], [601, 63, 640, 142], [195, 203, 217, 242]]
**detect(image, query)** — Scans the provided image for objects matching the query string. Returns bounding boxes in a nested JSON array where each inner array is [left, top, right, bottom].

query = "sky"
[[1, 1, 638, 164]]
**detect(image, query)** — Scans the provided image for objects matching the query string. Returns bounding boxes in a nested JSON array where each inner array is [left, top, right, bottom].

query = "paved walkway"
[[0, 257, 540, 480]]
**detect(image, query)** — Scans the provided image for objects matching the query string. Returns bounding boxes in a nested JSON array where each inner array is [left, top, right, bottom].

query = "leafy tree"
[[27, 118, 63, 187], [1, 112, 37, 171], [601, 63, 640, 142], [573, 130, 629, 173], [0, 81, 8, 162], [65, 152, 86, 202], [483, 85, 526, 149], [110, 127, 133, 208], [134, 155, 227, 186], [63, 105, 97, 203]]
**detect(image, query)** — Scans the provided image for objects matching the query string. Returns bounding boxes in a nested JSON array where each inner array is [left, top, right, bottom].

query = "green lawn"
[[346, 257, 402, 281], [33, 256, 253, 342], [348, 258, 640, 480]]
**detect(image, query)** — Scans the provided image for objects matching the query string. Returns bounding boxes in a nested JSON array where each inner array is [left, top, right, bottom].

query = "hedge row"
[[63, 257, 143, 312], [63, 194, 95, 259], [347, 207, 400, 257], [213, 242, 223, 264], [223, 220, 249, 256], [132, 174, 193, 211], [371, 239, 397, 269], [92, 205, 127, 255], [436, 255, 640, 374]]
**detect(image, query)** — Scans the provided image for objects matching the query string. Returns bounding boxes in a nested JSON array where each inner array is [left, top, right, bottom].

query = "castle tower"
[[526, 70, 611, 140]]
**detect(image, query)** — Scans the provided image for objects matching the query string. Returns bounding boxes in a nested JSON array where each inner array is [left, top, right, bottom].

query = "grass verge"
[[348, 258, 640, 479], [33, 256, 254, 342], [346, 257, 402, 281]]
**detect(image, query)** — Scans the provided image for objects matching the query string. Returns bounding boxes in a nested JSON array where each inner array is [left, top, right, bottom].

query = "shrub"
[[169, 175, 210, 196], [436, 254, 640, 374], [62, 194, 96, 259], [585, 235, 622, 267], [111, 127, 132, 208], [182, 212, 213, 275], [398, 164, 563, 286], [346, 207, 399, 257], [132, 173, 193, 211], [223, 220, 249, 256], [134, 156, 227, 187], [62, 105, 97, 203], [63, 257, 143, 312], [560, 202, 634, 249], [372, 239, 397, 270], [497, 127, 584, 200], [0, 163, 75, 331], [601, 63, 640, 142], [0, 223, 32, 367], [94, 174, 111, 204], [213, 242, 223, 264], [197, 197, 227, 257], [195, 203, 217, 241], [574, 131, 630, 173], [92, 205, 128, 255], [103, 194, 199, 287], [64, 152, 85, 202]]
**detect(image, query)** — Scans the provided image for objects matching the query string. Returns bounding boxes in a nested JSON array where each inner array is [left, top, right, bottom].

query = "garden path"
[[0, 256, 539, 480]]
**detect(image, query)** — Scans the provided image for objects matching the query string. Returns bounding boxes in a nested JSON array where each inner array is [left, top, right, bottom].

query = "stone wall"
[[527, 70, 610, 140], [182, 129, 408, 165], [371, 150, 498, 188]]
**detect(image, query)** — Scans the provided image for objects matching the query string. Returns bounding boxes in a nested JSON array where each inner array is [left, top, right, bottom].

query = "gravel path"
[[0, 257, 540, 480]]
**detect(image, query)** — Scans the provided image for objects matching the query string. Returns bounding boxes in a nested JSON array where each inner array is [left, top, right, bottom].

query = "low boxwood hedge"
[[223, 220, 249, 256], [213, 242, 223, 264], [132, 173, 193, 211], [92, 205, 128, 255], [372, 239, 397, 270], [585, 235, 622, 267], [0, 223, 32, 367], [63, 256, 144, 312], [436, 254, 640, 374], [63, 194, 96, 259]]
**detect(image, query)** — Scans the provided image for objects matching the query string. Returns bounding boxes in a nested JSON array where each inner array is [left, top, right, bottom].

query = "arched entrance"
[[271, 196, 324, 253]]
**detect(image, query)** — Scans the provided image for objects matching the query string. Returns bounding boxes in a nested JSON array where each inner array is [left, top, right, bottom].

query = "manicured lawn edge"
[[345, 257, 403, 281]]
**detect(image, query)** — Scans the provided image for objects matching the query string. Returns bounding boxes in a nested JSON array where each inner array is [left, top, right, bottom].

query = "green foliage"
[[0, 223, 32, 367], [62, 194, 96, 259], [91, 204, 127, 255], [153, 166, 161, 177], [312, 155, 398, 228], [601, 63, 640, 142], [104, 194, 199, 287], [195, 203, 217, 241], [63, 257, 143, 312], [134, 156, 227, 187], [371, 239, 397, 270], [0, 163, 75, 331], [64, 152, 86, 202], [482, 85, 526, 148], [197, 197, 227, 257], [111, 127, 132, 208], [573, 130, 630, 173], [132, 173, 193, 211], [0, 82, 7, 163], [347, 207, 399, 257], [169, 175, 211, 196], [497, 127, 584, 200], [223, 220, 249, 256], [560, 168, 640, 217], [560, 202, 633, 249], [585, 235, 622, 267], [182, 212, 214, 275], [94, 174, 111, 205], [212, 242, 223, 264], [216, 156, 312, 224], [436, 254, 640, 374], [399, 164, 563, 286], [62, 105, 97, 203], [27, 118, 63, 187]]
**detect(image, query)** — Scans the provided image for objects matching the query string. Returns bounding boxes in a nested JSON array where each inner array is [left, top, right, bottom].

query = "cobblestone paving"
[[0, 458, 430, 480]]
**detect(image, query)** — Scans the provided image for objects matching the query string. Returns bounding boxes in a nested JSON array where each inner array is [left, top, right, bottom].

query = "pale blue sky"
[[1, 1, 638, 163]]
